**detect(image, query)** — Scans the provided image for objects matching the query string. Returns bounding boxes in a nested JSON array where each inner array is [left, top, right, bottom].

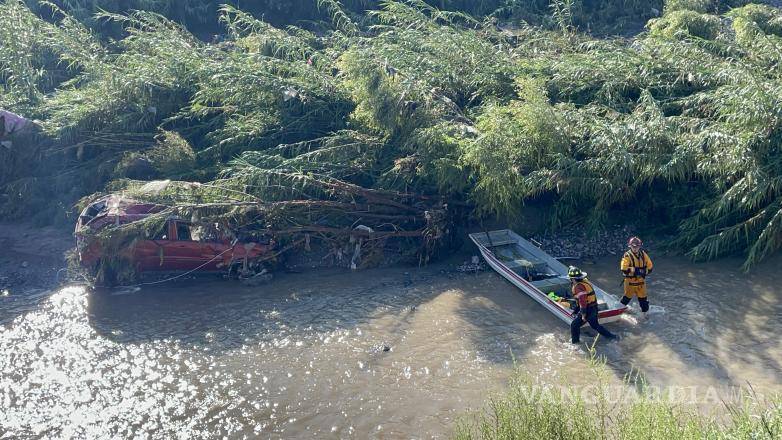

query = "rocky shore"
[[530, 225, 647, 261], [452, 225, 652, 274]]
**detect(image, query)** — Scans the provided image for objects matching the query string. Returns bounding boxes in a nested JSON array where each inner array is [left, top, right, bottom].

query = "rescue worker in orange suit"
[[569, 266, 618, 344], [620, 236, 654, 320]]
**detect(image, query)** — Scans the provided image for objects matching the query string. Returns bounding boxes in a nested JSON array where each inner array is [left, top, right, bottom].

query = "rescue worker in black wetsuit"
[[568, 266, 618, 344], [620, 236, 654, 320]]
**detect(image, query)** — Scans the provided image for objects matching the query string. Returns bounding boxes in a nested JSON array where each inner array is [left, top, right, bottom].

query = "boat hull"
[[470, 230, 627, 326]]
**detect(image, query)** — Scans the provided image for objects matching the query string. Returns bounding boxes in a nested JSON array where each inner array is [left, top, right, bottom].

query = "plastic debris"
[[456, 256, 485, 273]]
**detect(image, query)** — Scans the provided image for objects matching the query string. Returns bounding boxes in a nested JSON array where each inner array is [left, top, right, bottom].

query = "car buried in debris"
[[75, 195, 274, 283]]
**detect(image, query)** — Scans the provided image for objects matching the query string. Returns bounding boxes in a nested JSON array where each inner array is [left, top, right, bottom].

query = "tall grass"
[[454, 351, 782, 440]]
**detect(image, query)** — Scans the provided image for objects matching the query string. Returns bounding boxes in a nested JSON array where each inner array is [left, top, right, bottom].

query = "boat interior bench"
[[495, 247, 548, 276], [532, 278, 609, 310], [532, 278, 572, 298]]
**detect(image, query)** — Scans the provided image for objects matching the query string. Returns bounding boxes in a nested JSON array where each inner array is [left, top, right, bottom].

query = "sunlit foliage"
[[2, 0, 782, 267]]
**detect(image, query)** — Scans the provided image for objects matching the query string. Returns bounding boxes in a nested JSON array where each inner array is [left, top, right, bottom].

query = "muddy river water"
[[1, 255, 781, 438]]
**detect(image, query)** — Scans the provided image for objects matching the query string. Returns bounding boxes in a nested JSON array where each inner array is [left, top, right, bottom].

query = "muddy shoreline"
[[0, 221, 649, 294], [0, 223, 73, 295]]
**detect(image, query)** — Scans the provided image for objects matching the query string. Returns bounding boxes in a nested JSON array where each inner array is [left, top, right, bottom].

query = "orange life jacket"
[[572, 280, 598, 308]]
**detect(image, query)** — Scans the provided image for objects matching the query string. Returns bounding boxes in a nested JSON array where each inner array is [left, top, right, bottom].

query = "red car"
[[75, 195, 273, 279]]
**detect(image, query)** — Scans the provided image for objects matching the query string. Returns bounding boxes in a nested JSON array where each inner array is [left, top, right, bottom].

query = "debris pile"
[[456, 256, 486, 274], [74, 176, 453, 285]]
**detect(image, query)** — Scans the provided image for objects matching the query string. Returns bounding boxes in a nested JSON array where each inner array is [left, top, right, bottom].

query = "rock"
[[240, 271, 273, 286]]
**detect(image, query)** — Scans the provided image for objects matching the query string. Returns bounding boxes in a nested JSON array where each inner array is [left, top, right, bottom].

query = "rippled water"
[[1, 256, 781, 438]]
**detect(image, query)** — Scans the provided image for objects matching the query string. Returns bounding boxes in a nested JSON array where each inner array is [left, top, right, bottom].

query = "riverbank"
[[0, 217, 661, 294], [454, 355, 782, 440], [530, 225, 648, 260], [0, 222, 73, 295]]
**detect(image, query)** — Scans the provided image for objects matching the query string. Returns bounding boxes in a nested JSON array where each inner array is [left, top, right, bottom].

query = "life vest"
[[572, 280, 597, 308], [622, 250, 650, 285]]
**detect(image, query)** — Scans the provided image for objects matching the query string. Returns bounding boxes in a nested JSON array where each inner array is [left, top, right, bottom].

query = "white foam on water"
[[620, 314, 639, 325], [648, 305, 666, 315]]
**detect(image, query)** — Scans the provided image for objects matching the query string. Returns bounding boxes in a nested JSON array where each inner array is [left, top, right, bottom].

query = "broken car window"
[[176, 222, 191, 241]]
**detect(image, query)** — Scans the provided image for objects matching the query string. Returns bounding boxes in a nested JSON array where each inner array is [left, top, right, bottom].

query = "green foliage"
[[455, 351, 782, 440], [501, 3, 782, 267], [728, 4, 782, 67], [41, 11, 203, 140], [457, 373, 599, 439], [115, 131, 196, 179], [664, 0, 715, 14], [460, 78, 568, 219], [0, 0, 101, 113], [648, 10, 721, 40], [2, 0, 782, 267], [551, 0, 579, 35], [335, 0, 518, 196], [185, 5, 352, 159]]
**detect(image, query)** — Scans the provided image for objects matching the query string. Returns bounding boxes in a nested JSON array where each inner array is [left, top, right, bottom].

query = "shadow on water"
[[85, 262, 556, 367], [451, 271, 566, 365], [450, 251, 782, 391], [67, 253, 782, 385], [586, 254, 782, 390], [85, 267, 446, 356]]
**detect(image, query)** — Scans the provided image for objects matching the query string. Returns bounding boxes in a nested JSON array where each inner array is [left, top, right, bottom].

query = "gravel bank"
[[530, 225, 648, 260]]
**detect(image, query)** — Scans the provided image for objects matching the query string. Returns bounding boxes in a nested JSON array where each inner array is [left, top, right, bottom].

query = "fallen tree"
[[75, 174, 452, 284]]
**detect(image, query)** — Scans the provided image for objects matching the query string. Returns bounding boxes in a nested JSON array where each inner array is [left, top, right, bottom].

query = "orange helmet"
[[628, 236, 643, 247]]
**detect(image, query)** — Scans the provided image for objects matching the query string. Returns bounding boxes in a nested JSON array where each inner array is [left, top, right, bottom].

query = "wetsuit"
[[620, 249, 653, 312], [570, 279, 617, 343]]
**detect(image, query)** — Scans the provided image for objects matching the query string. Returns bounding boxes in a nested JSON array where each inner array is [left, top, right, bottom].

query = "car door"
[[134, 220, 174, 272], [162, 222, 225, 271]]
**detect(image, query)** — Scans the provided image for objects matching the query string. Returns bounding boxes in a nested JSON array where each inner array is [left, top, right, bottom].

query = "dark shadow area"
[[86, 266, 445, 357], [451, 269, 568, 365], [586, 254, 782, 390], [0, 222, 73, 326]]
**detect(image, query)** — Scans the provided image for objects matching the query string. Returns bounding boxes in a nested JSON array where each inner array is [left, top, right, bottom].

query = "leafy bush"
[[648, 10, 721, 40], [664, 0, 715, 14], [2, 0, 782, 266]]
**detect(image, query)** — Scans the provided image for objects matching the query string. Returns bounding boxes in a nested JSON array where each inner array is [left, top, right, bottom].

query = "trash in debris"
[[456, 256, 485, 273]]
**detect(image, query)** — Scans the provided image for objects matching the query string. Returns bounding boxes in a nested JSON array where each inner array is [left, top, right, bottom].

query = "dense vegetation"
[[2, 0, 782, 269]]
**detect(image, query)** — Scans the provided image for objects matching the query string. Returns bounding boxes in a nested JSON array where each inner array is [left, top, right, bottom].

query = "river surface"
[[1, 255, 781, 438]]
